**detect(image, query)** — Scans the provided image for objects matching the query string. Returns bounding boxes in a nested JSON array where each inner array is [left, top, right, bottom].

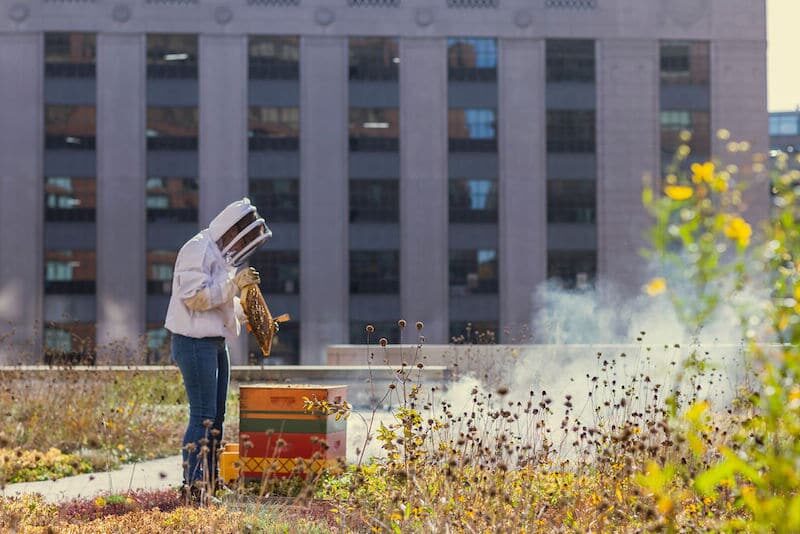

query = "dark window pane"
[[248, 107, 299, 150], [249, 179, 299, 222], [770, 115, 800, 136], [45, 32, 96, 77], [249, 36, 299, 80], [45, 177, 95, 222], [547, 180, 596, 223], [44, 250, 95, 294], [449, 321, 498, 344], [147, 250, 176, 295], [248, 321, 299, 364], [43, 323, 96, 365], [448, 109, 497, 151], [349, 37, 399, 81], [349, 179, 399, 222], [146, 107, 198, 150], [447, 38, 497, 81], [660, 110, 710, 158], [147, 34, 198, 78], [350, 250, 399, 294], [660, 41, 709, 85], [146, 177, 198, 222], [349, 321, 401, 344], [249, 250, 300, 294], [546, 110, 595, 153], [546, 40, 595, 83], [45, 105, 96, 150], [547, 250, 596, 289], [449, 179, 498, 222], [449, 249, 498, 294], [349, 108, 399, 151]]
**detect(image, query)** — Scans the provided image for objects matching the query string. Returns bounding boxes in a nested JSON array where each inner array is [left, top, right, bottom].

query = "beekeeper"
[[165, 197, 271, 493]]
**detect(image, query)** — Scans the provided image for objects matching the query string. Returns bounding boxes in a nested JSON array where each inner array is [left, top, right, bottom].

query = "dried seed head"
[[398, 319, 407, 329], [379, 338, 388, 347], [366, 324, 375, 333], [415, 321, 424, 330]]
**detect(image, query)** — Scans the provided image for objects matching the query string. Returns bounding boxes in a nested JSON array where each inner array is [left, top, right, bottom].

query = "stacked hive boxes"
[[238, 384, 347, 479]]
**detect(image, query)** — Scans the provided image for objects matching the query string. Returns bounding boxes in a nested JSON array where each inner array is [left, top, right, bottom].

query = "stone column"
[[96, 33, 147, 360], [199, 34, 249, 364], [711, 40, 770, 226], [498, 38, 546, 342], [399, 37, 448, 344], [596, 39, 659, 294], [299, 36, 348, 364], [0, 33, 44, 363]]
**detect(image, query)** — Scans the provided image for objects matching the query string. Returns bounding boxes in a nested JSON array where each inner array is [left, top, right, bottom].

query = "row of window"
[[44, 247, 596, 296], [46, 176, 596, 224], [46, 33, 709, 87]]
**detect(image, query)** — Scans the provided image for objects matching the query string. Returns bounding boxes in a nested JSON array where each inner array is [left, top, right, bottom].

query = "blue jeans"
[[171, 334, 230, 485]]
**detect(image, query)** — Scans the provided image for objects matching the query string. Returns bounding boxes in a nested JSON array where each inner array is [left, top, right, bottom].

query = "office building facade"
[[0, 0, 768, 364]]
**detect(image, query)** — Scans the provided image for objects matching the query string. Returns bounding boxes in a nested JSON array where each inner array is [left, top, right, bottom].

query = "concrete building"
[[0, 0, 768, 365]]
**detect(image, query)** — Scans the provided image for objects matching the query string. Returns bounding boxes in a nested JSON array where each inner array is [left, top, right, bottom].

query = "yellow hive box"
[[219, 442, 240, 484]]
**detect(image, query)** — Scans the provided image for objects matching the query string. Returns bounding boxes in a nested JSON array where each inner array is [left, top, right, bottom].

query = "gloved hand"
[[234, 267, 260, 290]]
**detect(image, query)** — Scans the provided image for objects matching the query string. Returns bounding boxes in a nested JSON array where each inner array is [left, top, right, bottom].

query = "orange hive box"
[[238, 384, 347, 480]]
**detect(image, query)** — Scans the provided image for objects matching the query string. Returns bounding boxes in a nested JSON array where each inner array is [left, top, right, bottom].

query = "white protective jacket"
[[164, 229, 243, 339]]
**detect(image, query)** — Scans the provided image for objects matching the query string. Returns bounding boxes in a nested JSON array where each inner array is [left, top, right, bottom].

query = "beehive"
[[238, 384, 347, 479]]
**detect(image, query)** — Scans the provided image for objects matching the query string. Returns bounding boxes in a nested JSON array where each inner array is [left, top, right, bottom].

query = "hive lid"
[[239, 384, 347, 389]]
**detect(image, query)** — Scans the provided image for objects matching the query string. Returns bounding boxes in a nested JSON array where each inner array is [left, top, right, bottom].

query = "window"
[[349, 321, 401, 344], [249, 179, 299, 222], [146, 177, 198, 222], [44, 250, 95, 294], [43, 322, 96, 365], [350, 180, 399, 222], [449, 249, 498, 294], [547, 180, 596, 223], [660, 41, 709, 85], [349, 37, 399, 81], [770, 115, 800, 137], [449, 179, 498, 222], [449, 109, 497, 151], [660, 110, 710, 158], [546, 40, 595, 83], [146, 326, 171, 363], [147, 250, 176, 295], [349, 108, 399, 151], [45, 105, 96, 150], [447, 38, 497, 81], [45, 177, 95, 222], [547, 250, 596, 289], [449, 321, 498, 344], [350, 250, 399, 294], [248, 107, 299, 150], [147, 34, 198, 78], [249, 250, 300, 294], [45, 32, 95, 77], [248, 321, 300, 364], [546, 110, 595, 153], [146, 107, 198, 150], [249, 36, 299, 80]]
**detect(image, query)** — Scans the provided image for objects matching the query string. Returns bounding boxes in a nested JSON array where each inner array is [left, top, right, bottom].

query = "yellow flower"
[[664, 185, 693, 201], [691, 162, 715, 184], [94, 496, 106, 508], [644, 277, 667, 296], [724, 216, 752, 247]]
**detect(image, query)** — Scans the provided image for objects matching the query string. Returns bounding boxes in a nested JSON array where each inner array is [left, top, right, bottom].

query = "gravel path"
[[2, 455, 183, 503]]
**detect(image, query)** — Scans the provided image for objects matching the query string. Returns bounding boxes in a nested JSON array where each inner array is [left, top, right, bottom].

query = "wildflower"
[[723, 216, 752, 247], [716, 128, 731, 140], [365, 324, 375, 333], [415, 321, 424, 330], [644, 278, 667, 297], [379, 338, 388, 347], [397, 319, 406, 329], [664, 185, 693, 201], [94, 496, 106, 508], [690, 162, 715, 184]]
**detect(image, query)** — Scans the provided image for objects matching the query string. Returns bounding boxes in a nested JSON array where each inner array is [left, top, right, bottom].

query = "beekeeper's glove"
[[234, 267, 260, 290]]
